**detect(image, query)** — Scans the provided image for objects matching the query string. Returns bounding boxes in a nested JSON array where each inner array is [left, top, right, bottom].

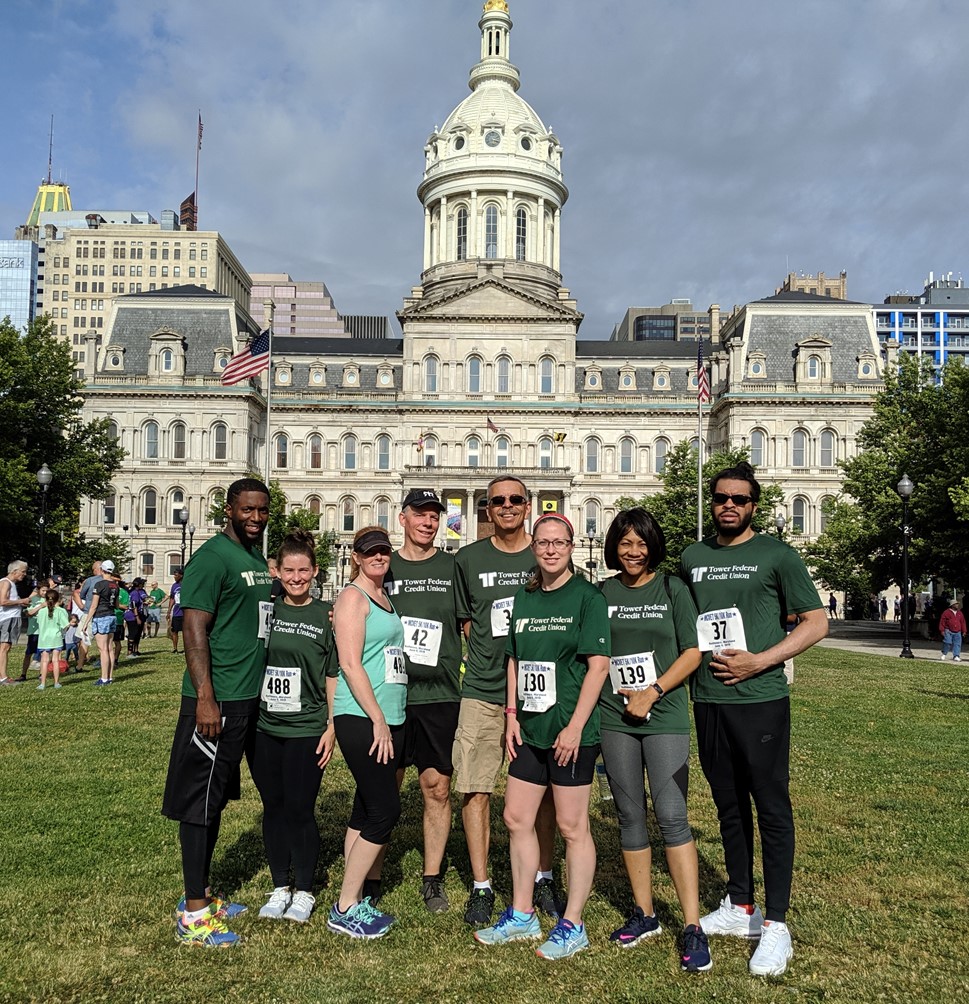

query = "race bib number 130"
[[517, 660, 556, 713]]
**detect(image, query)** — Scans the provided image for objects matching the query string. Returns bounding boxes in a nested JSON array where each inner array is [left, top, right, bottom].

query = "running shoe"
[[464, 887, 496, 927], [175, 905, 241, 947], [0, 678, 20, 686], [53, 683, 62, 689], [421, 874, 449, 914], [473, 906, 542, 945], [681, 924, 713, 972], [749, 921, 793, 976], [327, 898, 394, 939], [699, 896, 764, 938], [609, 906, 662, 947], [36, 684, 45, 690], [283, 890, 316, 923], [258, 887, 292, 920], [535, 919, 589, 960], [93, 678, 110, 686], [175, 894, 247, 920], [533, 876, 565, 918]]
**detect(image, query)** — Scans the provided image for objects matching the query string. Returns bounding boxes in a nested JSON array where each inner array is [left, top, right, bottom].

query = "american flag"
[[221, 330, 270, 385], [696, 340, 710, 404], [487, 416, 499, 433]]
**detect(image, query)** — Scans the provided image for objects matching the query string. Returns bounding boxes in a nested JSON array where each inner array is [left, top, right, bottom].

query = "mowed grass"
[[1, 639, 966, 1004]]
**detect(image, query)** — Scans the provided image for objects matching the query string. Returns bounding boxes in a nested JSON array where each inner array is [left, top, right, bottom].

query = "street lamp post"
[[585, 534, 599, 582], [179, 506, 190, 570], [775, 513, 786, 537], [188, 524, 196, 559], [36, 464, 53, 580], [897, 474, 914, 659]]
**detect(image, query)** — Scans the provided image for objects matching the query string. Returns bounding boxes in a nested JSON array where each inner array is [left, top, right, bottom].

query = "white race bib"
[[609, 651, 657, 694], [400, 616, 443, 667], [384, 645, 408, 685], [490, 596, 515, 638], [261, 665, 301, 713], [257, 600, 274, 643], [696, 607, 748, 653], [517, 660, 556, 713]]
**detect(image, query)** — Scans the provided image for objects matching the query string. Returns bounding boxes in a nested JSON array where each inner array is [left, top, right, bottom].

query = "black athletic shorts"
[[508, 740, 599, 788], [113, 622, 125, 643], [24, 634, 39, 657], [161, 695, 258, 825], [403, 701, 460, 773], [170, 614, 184, 633]]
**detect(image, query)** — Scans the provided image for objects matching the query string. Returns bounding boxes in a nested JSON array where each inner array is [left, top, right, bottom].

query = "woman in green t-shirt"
[[474, 513, 610, 961], [598, 508, 709, 973]]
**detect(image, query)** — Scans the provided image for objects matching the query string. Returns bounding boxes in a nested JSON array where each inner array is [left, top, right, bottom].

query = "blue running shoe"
[[609, 906, 662, 947], [327, 898, 394, 939], [536, 919, 589, 960], [474, 906, 542, 945], [681, 924, 713, 972], [175, 905, 241, 947]]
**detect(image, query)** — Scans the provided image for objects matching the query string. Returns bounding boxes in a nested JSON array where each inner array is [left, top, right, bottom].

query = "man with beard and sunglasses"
[[680, 462, 827, 977]]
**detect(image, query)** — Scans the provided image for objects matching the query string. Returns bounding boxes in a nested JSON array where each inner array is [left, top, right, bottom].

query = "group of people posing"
[[162, 466, 827, 977]]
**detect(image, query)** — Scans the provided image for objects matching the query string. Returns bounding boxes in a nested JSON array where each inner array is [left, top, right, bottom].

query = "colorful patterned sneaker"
[[535, 919, 589, 960], [473, 906, 542, 945], [421, 874, 449, 914], [681, 924, 713, 972], [327, 898, 394, 939], [699, 896, 764, 938], [609, 906, 662, 947], [176, 905, 241, 947], [175, 894, 247, 920], [283, 891, 316, 923], [533, 877, 566, 918], [464, 887, 496, 928], [258, 887, 292, 920], [749, 921, 793, 976]]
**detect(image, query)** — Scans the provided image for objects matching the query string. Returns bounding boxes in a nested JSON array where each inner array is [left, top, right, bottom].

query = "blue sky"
[[4, 0, 969, 337]]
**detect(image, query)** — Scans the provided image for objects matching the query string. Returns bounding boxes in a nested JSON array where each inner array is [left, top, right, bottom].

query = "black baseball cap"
[[402, 488, 445, 513]]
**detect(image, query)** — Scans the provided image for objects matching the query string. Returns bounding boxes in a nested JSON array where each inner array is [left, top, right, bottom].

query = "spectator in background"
[[0, 561, 34, 685], [146, 581, 166, 637], [939, 599, 966, 662], [36, 589, 69, 690], [168, 569, 184, 654]]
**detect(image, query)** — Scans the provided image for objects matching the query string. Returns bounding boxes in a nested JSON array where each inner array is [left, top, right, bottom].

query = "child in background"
[[63, 615, 80, 670], [37, 590, 69, 690]]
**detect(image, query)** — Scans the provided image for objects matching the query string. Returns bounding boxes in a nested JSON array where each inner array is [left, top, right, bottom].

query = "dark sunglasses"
[[488, 494, 527, 507], [361, 545, 392, 556], [712, 492, 753, 506]]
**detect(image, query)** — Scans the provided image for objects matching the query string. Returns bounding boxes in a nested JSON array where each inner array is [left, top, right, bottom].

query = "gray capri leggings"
[[599, 729, 692, 851]]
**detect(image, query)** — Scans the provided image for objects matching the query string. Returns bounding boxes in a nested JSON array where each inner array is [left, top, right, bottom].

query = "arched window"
[[161, 348, 174, 372], [343, 434, 357, 470], [585, 438, 600, 473], [468, 356, 482, 394], [103, 492, 116, 525], [485, 204, 499, 259], [689, 436, 700, 452], [144, 421, 158, 460], [376, 434, 391, 471], [585, 500, 600, 537], [308, 434, 323, 470], [141, 552, 155, 576], [170, 489, 186, 525], [143, 489, 158, 526], [538, 437, 553, 470], [275, 434, 288, 469], [819, 496, 835, 533], [423, 435, 438, 468], [539, 356, 554, 395], [375, 498, 391, 531], [619, 437, 635, 474], [750, 429, 766, 468], [792, 497, 807, 534], [467, 436, 480, 468], [107, 421, 119, 441], [808, 355, 821, 379], [654, 438, 669, 474], [819, 430, 835, 468], [307, 496, 322, 515], [213, 423, 227, 461], [209, 489, 225, 526], [496, 436, 510, 468], [341, 497, 355, 533], [497, 355, 511, 394], [792, 429, 808, 468], [424, 355, 438, 393], [167, 553, 181, 577], [515, 207, 527, 261], [172, 422, 186, 460], [456, 207, 468, 261]]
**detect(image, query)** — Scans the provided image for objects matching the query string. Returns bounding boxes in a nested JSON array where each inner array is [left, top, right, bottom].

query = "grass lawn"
[[1, 639, 966, 1004]]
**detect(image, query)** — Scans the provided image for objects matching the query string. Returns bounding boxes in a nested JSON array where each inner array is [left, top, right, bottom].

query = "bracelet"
[[504, 706, 517, 716], [650, 681, 665, 699]]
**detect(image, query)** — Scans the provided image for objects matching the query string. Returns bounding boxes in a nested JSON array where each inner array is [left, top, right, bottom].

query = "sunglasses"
[[712, 492, 753, 506], [360, 545, 392, 556], [488, 494, 527, 507]]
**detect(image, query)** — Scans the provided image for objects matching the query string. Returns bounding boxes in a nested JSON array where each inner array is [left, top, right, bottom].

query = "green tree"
[[0, 316, 125, 575], [615, 441, 785, 572]]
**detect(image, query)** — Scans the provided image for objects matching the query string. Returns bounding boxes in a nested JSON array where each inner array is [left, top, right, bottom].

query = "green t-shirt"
[[115, 588, 129, 627], [37, 604, 69, 650], [598, 574, 698, 736], [26, 595, 45, 635], [258, 598, 338, 738], [178, 532, 272, 702], [455, 537, 535, 704], [387, 550, 462, 705], [680, 532, 823, 705], [148, 588, 165, 609], [505, 574, 611, 749]]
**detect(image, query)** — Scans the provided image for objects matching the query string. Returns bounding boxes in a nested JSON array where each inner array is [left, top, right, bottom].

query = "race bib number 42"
[[400, 616, 443, 666], [609, 651, 657, 694], [696, 607, 747, 653], [261, 666, 301, 713], [517, 660, 556, 713]]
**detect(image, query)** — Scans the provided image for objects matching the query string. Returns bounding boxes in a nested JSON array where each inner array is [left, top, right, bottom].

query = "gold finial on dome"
[[483, 0, 509, 12]]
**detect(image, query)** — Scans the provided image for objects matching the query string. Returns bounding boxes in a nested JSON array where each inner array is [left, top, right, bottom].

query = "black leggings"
[[251, 732, 325, 891], [333, 715, 403, 845], [179, 816, 221, 900]]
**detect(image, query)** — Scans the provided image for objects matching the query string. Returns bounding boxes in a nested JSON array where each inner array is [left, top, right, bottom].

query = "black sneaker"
[[362, 878, 382, 906], [463, 887, 495, 927], [681, 924, 713, 972], [533, 877, 565, 918], [609, 906, 662, 947], [421, 875, 449, 914]]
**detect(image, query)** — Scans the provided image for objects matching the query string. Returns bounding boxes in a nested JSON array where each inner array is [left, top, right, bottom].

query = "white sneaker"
[[283, 890, 316, 923], [941, 653, 948, 661], [749, 921, 793, 976], [954, 657, 962, 662], [258, 886, 292, 919], [700, 895, 764, 938]]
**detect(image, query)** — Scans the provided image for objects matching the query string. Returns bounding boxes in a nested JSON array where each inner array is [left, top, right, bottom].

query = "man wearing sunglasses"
[[453, 476, 561, 927], [680, 461, 827, 977]]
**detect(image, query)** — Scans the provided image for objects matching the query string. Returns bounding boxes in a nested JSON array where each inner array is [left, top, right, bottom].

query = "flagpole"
[[195, 112, 202, 228], [697, 394, 704, 542], [262, 301, 275, 559]]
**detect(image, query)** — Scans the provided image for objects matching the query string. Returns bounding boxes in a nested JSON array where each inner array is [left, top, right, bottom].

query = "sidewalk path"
[[817, 619, 944, 660]]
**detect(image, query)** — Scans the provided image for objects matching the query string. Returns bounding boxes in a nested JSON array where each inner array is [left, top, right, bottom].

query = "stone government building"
[[74, 1, 886, 583]]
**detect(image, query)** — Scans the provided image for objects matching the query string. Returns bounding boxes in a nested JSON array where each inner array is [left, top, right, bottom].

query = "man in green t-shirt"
[[161, 477, 273, 948], [146, 581, 165, 637], [453, 476, 559, 927], [680, 462, 827, 977]]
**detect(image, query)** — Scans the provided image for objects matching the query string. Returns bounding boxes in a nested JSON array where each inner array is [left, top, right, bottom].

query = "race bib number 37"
[[517, 660, 556, 713], [490, 596, 514, 638], [696, 607, 747, 653]]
